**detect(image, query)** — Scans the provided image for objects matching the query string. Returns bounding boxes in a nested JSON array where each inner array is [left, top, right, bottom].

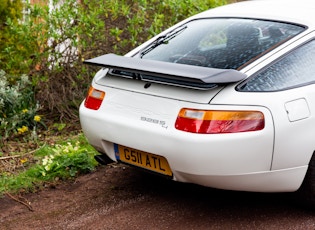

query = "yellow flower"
[[20, 158, 28, 164], [22, 109, 28, 113], [34, 115, 41, 122], [18, 126, 29, 134]]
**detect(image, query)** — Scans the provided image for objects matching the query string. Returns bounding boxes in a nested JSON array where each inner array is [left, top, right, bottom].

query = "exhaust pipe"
[[94, 154, 114, 165]]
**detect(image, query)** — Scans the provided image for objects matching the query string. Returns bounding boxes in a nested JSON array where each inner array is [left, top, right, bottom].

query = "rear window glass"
[[238, 40, 315, 92], [140, 18, 305, 70]]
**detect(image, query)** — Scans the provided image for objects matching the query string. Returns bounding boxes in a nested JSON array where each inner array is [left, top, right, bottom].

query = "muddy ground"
[[1, 164, 315, 230]]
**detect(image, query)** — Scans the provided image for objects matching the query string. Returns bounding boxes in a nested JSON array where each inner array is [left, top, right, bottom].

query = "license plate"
[[114, 144, 172, 177]]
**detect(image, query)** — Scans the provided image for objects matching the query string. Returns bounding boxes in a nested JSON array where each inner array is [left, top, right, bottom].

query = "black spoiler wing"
[[84, 54, 246, 90]]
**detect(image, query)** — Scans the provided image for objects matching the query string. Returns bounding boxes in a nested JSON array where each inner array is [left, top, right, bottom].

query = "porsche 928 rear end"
[[80, 0, 315, 194]]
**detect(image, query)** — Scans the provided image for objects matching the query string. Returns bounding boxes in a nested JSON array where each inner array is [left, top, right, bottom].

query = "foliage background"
[[0, 0, 228, 123], [0, 0, 23, 54]]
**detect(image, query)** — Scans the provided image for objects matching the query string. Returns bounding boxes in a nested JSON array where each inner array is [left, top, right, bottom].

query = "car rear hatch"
[[84, 54, 247, 103]]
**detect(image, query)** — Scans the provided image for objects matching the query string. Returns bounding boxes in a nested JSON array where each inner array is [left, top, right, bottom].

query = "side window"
[[238, 40, 315, 92]]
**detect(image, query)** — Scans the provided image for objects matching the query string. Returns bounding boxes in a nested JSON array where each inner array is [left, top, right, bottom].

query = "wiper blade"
[[140, 25, 187, 57]]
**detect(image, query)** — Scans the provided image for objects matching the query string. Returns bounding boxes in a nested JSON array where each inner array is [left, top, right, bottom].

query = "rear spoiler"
[[84, 54, 247, 90]]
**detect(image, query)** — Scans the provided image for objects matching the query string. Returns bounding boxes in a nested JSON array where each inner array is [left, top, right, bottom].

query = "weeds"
[[0, 134, 98, 195]]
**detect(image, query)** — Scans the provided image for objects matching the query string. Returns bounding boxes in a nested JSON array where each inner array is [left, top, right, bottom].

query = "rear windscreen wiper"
[[140, 25, 188, 57]]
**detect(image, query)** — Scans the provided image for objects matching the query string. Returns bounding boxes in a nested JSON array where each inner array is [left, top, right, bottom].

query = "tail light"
[[175, 108, 264, 134], [84, 86, 105, 110]]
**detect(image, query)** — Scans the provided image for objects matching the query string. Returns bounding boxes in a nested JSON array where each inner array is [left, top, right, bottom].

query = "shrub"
[[0, 70, 44, 144], [0, 0, 23, 59], [37, 141, 97, 179]]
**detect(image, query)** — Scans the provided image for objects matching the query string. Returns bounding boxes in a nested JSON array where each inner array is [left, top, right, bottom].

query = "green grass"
[[0, 133, 98, 196]]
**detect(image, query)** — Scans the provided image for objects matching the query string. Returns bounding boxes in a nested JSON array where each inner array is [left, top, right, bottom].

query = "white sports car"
[[80, 0, 315, 205]]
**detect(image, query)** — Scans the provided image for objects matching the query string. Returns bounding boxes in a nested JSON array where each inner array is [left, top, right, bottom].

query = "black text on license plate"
[[114, 144, 172, 177]]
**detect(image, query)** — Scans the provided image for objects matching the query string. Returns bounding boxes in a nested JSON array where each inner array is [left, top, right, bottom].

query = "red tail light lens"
[[84, 87, 105, 110], [175, 108, 264, 134]]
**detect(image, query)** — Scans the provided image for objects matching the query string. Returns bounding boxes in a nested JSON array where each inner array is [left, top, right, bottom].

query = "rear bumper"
[[80, 106, 307, 192], [173, 166, 307, 192], [81, 127, 307, 192]]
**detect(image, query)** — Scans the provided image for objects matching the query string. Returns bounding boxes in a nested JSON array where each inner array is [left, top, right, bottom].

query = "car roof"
[[195, 0, 315, 29]]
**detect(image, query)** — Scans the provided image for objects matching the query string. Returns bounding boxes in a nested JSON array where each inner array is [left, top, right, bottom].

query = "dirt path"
[[1, 164, 315, 230]]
